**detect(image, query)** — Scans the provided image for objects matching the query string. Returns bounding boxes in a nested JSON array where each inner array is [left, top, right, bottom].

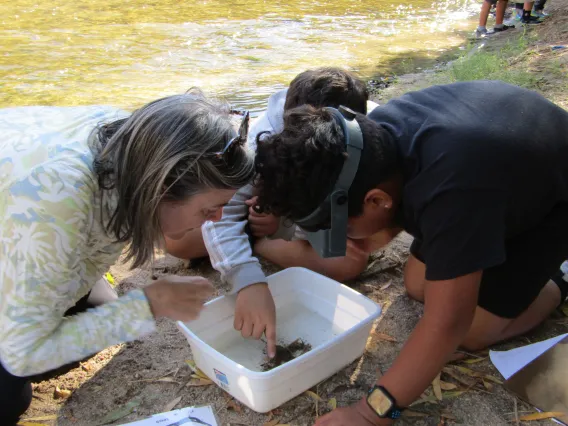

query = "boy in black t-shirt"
[[253, 81, 568, 425]]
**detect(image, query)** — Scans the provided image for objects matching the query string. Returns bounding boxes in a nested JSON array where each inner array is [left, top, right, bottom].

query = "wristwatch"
[[366, 385, 404, 420]]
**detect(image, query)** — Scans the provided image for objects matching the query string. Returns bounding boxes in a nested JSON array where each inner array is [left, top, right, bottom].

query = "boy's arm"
[[315, 272, 481, 426], [202, 184, 278, 357], [254, 228, 399, 282], [254, 239, 367, 282], [202, 184, 267, 293], [377, 272, 481, 406]]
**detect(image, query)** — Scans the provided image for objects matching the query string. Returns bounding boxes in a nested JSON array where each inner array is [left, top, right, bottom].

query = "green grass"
[[441, 32, 538, 89]]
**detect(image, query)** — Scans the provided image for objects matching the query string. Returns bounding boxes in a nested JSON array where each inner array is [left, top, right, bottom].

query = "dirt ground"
[[22, 232, 568, 426], [20, 5, 568, 426]]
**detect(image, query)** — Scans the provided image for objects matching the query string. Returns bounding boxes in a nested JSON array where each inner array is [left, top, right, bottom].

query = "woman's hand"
[[245, 196, 280, 238], [234, 283, 277, 358], [144, 276, 215, 322]]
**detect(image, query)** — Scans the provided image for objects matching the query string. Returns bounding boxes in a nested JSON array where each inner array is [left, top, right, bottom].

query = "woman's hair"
[[90, 91, 254, 268], [255, 105, 399, 221]]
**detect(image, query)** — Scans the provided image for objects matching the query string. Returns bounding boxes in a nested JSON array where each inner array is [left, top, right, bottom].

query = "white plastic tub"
[[177, 267, 381, 413]]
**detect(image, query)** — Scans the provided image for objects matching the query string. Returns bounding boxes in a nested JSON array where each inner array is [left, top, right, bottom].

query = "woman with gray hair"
[[0, 92, 254, 424]]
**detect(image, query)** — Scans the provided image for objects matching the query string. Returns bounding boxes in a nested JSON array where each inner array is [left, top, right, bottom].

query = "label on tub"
[[214, 368, 230, 391]]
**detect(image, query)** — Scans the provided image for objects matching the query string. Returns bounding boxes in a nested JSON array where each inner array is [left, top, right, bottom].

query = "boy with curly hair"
[[254, 81, 568, 425]]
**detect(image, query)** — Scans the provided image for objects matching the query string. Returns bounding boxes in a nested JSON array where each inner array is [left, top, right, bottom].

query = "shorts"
[[410, 203, 568, 319]]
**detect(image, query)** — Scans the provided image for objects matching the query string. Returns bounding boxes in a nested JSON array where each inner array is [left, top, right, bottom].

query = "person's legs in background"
[[532, 0, 550, 18], [477, 0, 513, 37], [494, 0, 514, 31], [515, 1, 543, 23], [477, 0, 496, 36]]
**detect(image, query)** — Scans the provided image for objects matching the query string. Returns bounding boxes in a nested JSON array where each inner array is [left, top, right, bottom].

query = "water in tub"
[[208, 296, 347, 372]]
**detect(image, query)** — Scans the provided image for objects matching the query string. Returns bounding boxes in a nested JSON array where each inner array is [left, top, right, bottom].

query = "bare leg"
[[462, 280, 560, 350], [495, 0, 508, 24], [403, 255, 561, 351], [164, 228, 208, 260], [479, 0, 493, 27]]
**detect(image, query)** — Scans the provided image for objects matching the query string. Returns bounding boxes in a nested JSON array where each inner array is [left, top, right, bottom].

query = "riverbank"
[[20, 4, 568, 426], [370, 2, 567, 108]]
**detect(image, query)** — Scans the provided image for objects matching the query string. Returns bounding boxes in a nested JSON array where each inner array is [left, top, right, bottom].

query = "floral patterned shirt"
[[0, 106, 156, 377]]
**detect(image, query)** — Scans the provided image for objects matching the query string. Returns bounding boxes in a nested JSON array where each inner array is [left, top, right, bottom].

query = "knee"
[[460, 336, 489, 352]]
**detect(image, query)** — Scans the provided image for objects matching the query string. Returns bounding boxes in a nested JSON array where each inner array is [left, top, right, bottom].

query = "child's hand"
[[246, 196, 280, 238], [314, 399, 389, 426], [234, 283, 277, 358]]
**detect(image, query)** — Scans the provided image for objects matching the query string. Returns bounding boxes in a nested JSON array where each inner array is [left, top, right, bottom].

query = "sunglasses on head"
[[210, 109, 249, 162]]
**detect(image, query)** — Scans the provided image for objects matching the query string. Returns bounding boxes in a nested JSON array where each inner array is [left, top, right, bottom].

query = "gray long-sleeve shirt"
[[203, 90, 379, 293]]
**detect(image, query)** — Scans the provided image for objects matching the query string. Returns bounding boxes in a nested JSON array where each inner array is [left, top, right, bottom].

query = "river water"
[[1, 0, 479, 113]]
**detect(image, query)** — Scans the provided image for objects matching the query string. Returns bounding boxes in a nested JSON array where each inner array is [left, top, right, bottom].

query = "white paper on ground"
[[489, 333, 568, 380], [119, 405, 218, 426]]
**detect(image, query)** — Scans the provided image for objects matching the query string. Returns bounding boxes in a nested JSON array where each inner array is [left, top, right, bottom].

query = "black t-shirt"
[[368, 81, 568, 281]]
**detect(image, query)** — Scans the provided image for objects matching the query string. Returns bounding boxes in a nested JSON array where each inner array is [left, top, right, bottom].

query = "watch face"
[[368, 388, 393, 416]]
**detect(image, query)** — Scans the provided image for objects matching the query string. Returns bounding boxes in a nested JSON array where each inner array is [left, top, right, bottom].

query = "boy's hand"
[[245, 196, 280, 238], [314, 399, 389, 426], [234, 283, 277, 358]]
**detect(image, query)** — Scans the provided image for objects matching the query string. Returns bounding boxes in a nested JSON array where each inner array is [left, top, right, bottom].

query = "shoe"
[[521, 16, 543, 24], [532, 9, 549, 18], [493, 24, 515, 32], [475, 27, 488, 38]]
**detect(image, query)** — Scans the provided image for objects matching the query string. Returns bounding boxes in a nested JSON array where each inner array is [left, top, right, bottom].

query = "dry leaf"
[[227, 399, 243, 413], [163, 396, 182, 412], [519, 412, 567, 421], [442, 367, 476, 387], [441, 410, 457, 420], [432, 373, 443, 401], [454, 366, 483, 377], [54, 386, 71, 399], [328, 397, 337, 410], [439, 380, 457, 391], [404, 410, 430, 418], [305, 390, 323, 401], [131, 376, 179, 384], [482, 379, 494, 391], [184, 360, 209, 380], [96, 399, 141, 425], [442, 391, 465, 399], [155, 377, 179, 383], [21, 416, 57, 422], [411, 394, 439, 406], [463, 357, 487, 364], [263, 420, 280, 426], [379, 280, 393, 291], [483, 375, 503, 384], [186, 378, 213, 387], [18, 423, 49, 426], [375, 333, 397, 343]]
